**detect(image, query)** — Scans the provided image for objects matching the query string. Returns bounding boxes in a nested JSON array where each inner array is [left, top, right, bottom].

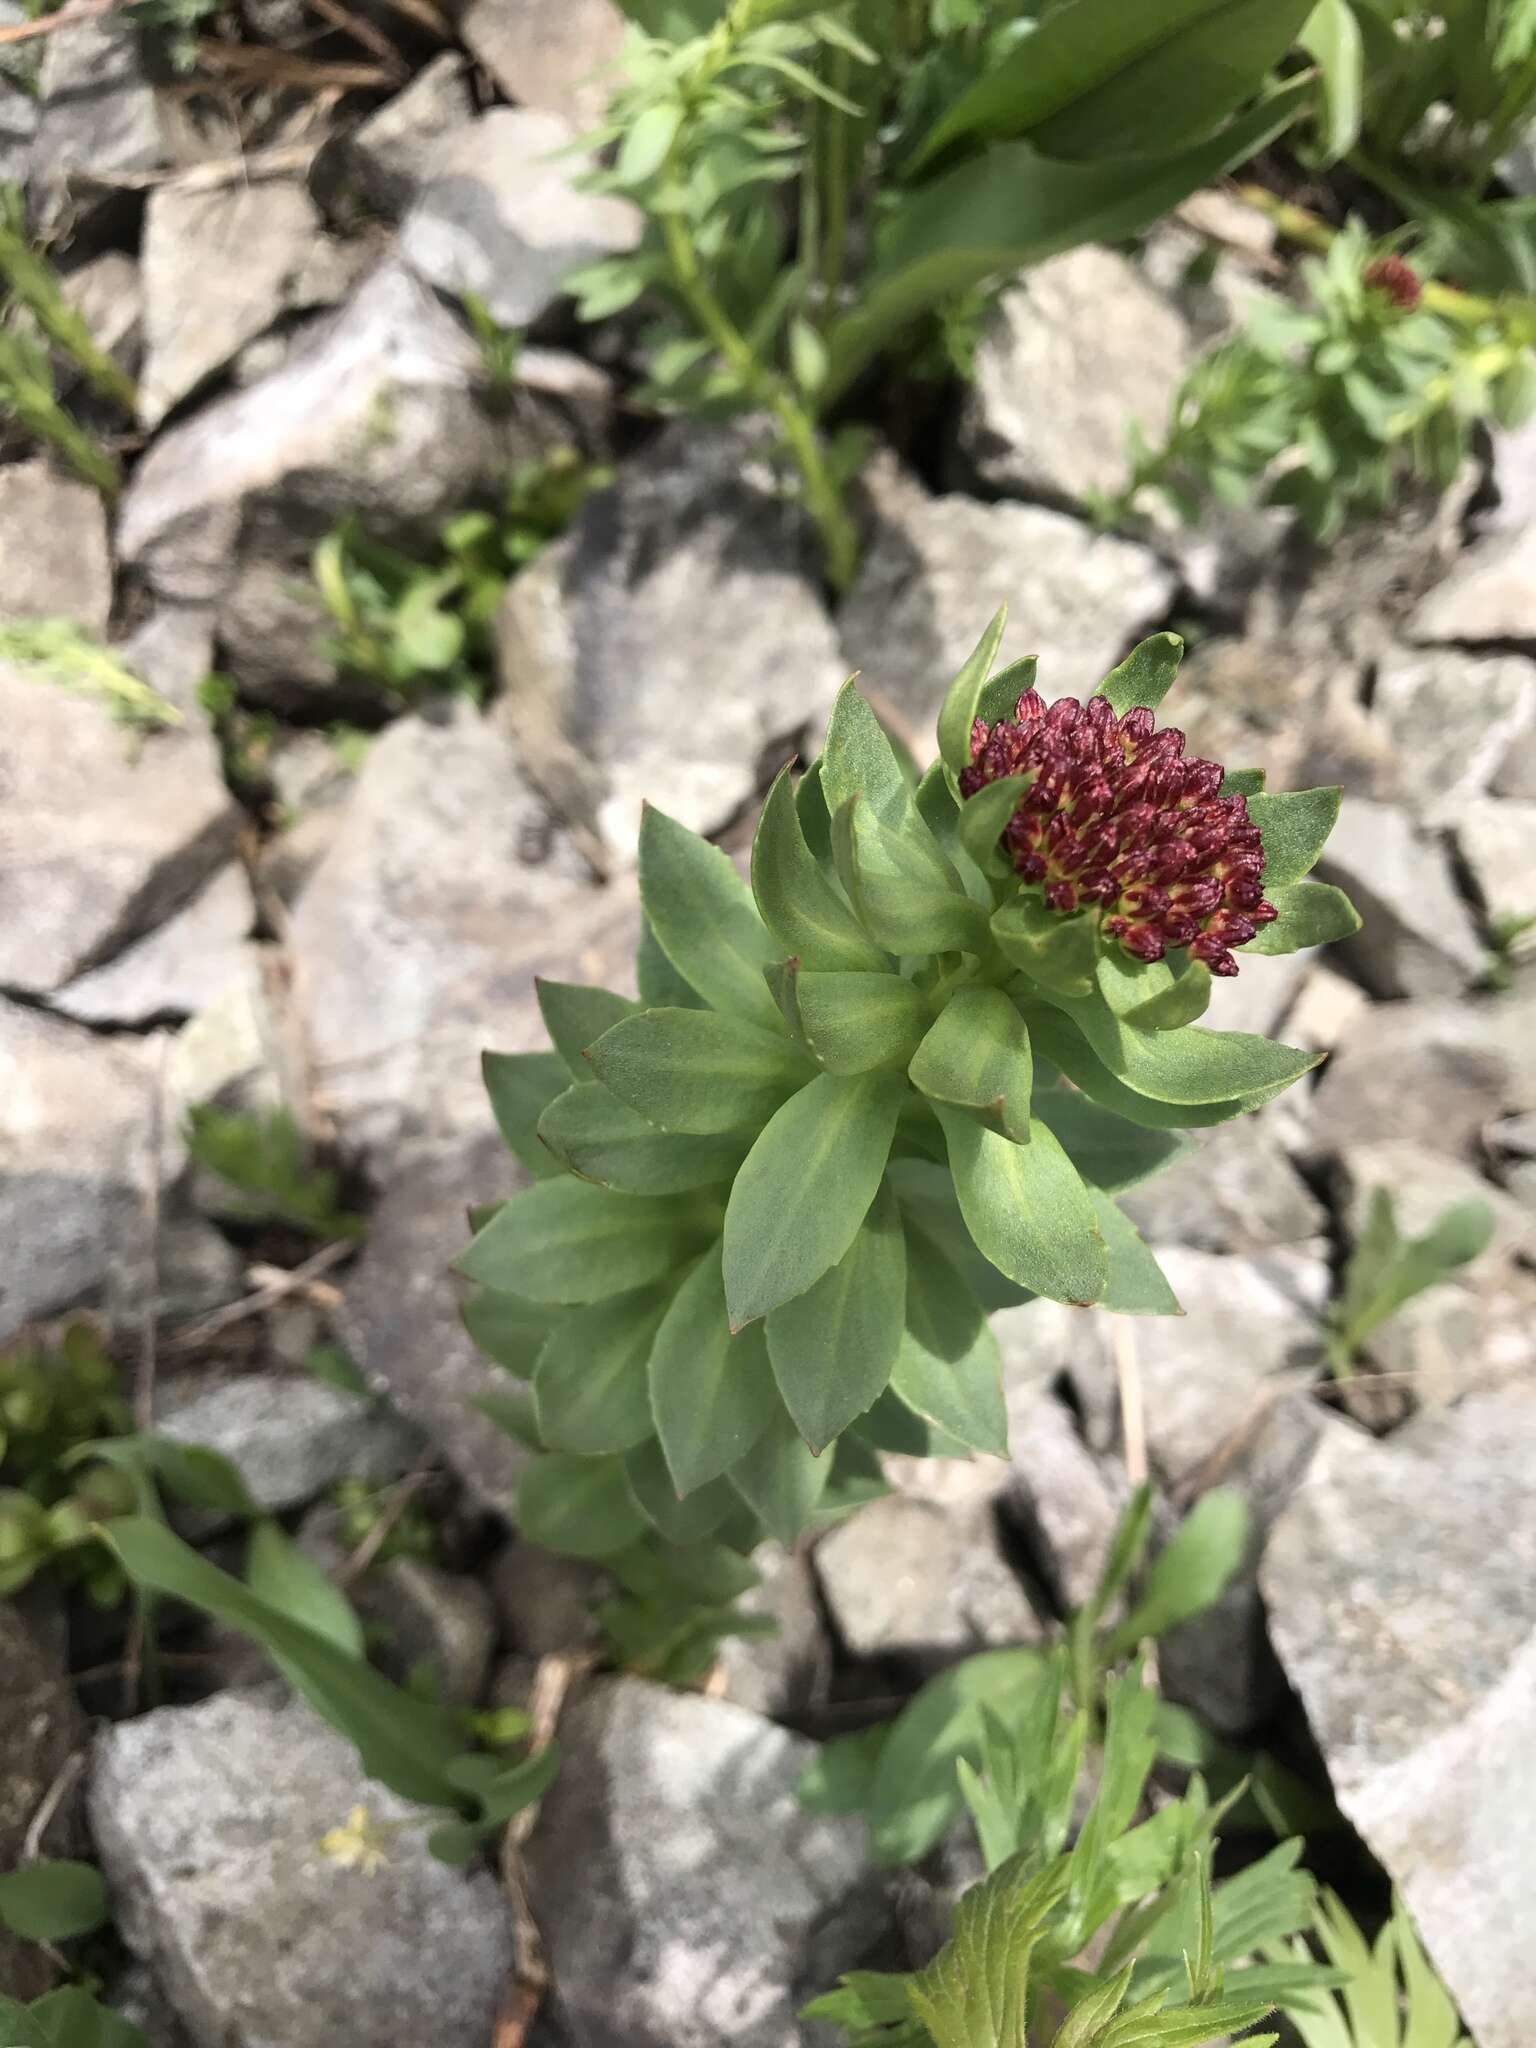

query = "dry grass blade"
[[299, 0, 408, 79], [0, 0, 121, 45], [192, 39, 396, 89]]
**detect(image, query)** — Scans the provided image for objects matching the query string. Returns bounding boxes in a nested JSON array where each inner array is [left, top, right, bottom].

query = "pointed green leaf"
[[1108, 1487, 1250, 1657], [482, 1050, 570, 1180], [461, 1286, 557, 1375], [587, 1008, 812, 1134], [727, 1405, 830, 1546], [639, 803, 782, 1030], [649, 1243, 780, 1494], [796, 755, 834, 859], [535, 980, 642, 1080], [1031, 1090, 1189, 1190], [937, 605, 1008, 778], [1092, 1192, 1182, 1316], [0, 1988, 151, 2048], [1125, 960, 1213, 1031], [624, 1437, 738, 1545], [909, 1858, 1072, 2048], [766, 1180, 905, 1451], [992, 898, 1101, 997], [797, 969, 931, 1074], [820, 679, 914, 832], [751, 767, 889, 971], [1245, 880, 1360, 954], [1046, 993, 1319, 1106], [939, 1107, 1107, 1306], [1246, 787, 1342, 887], [458, 1179, 704, 1302], [245, 1520, 364, 1659], [1093, 632, 1185, 717], [516, 1451, 649, 1558], [533, 1283, 672, 1453], [909, 986, 1033, 1141], [891, 1304, 1008, 1456], [0, 1863, 109, 1944], [536, 1083, 747, 1193], [1220, 766, 1265, 797], [975, 655, 1039, 728], [1025, 1003, 1292, 1129], [637, 911, 705, 1008], [724, 1071, 906, 1327], [833, 793, 989, 956], [1097, 948, 1179, 1019], [958, 773, 1034, 876]]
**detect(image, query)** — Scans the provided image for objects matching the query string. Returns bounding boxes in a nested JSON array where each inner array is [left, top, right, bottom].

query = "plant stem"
[[818, 45, 852, 331]]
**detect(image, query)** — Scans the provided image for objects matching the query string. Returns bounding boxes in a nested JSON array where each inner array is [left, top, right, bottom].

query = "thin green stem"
[[818, 46, 852, 332]]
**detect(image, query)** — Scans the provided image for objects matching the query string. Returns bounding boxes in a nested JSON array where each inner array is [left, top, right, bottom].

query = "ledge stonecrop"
[[459, 617, 1359, 1587]]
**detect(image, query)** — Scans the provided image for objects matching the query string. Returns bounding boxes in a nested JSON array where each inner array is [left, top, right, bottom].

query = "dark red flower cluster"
[[1364, 253, 1422, 311], [960, 690, 1276, 978]]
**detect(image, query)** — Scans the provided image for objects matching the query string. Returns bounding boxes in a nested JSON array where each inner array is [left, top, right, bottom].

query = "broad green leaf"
[[820, 679, 915, 832], [751, 768, 889, 972], [461, 1286, 556, 1375], [1025, 1004, 1293, 1130], [1092, 1193, 1182, 1316], [1045, 993, 1319, 1106], [0, 1989, 150, 2048], [833, 794, 989, 956], [936, 605, 1008, 779], [909, 986, 1033, 1141], [535, 980, 641, 1080], [1220, 766, 1265, 797], [975, 654, 1039, 728], [587, 1008, 811, 1134], [1108, 1487, 1250, 1657], [993, 898, 1101, 998], [533, 1284, 672, 1454], [134, 1436, 256, 1517], [638, 803, 782, 1030], [1124, 961, 1214, 1031], [891, 1313, 1008, 1457], [1245, 881, 1360, 955], [939, 1107, 1107, 1306], [245, 1520, 364, 1658], [1097, 949, 1179, 1021], [797, 1724, 890, 1814], [796, 755, 834, 859], [482, 1050, 569, 1180], [796, 969, 931, 1074], [909, 1857, 1072, 2048], [516, 1451, 648, 1558], [957, 773, 1034, 876], [852, 1386, 971, 1459], [624, 1437, 738, 1544], [458, 1179, 705, 1302], [106, 1518, 467, 1808], [536, 1083, 747, 1194], [0, 1862, 109, 1943], [636, 912, 705, 1008], [1032, 1089, 1189, 1191], [727, 1405, 831, 1545], [649, 1243, 780, 1493], [723, 1071, 906, 1327], [766, 1182, 906, 1451], [474, 1387, 544, 1451], [1093, 632, 1184, 717], [1301, 0, 1364, 165], [1245, 787, 1341, 887]]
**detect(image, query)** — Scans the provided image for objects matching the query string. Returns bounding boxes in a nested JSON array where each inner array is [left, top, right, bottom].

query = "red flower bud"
[[1364, 253, 1421, 311]]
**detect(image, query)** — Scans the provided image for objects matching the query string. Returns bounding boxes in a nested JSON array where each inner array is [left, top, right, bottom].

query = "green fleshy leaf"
[[1219, 766, 1265, 798], [458, 1180, 705, 1302], [957, 773, 1034, 877], [535, 980, 641, 1081], [461, 1286, 556, 1376], [481, 1050, 570, 1180], [853, 1387, 973, 1459], [639, 803, 782, 1031], [993, 898, 1101, 998], [637, 912, 705, 1008], [723, 1071, 906, 1328], [1031, 1089, 1189, 1190], [649, 1243, 780, 1494], [1107, 1487, 1250, 1657], [727, 1405, 831, 1546], [516, 1451, 649, 1559], [1245, 786, 1341, 887], [752, 766, 890, 972], [891, 1298, 1008, 1456], [909, 986, 1033, 1142], [536, 1083, 747, 1194], [820, 679, 915, 832], [1025, 1004, 1290, 1130], [766, 1181, 906, 1452], [533, 1284, 672, 1454], [587, 1008, 812, 1134], [1093, 632, 1184, 717], [1097, 949, 1178, 1020], [796, 969, 931, 1075], [936, 605, 1009, 779], [245, 1520, 364, 1659], [833, 794, 990, 956], [0, 1988, 150, 2048], [1046, 993, 1319, 1106], [474, 1387, 544, 1451], [938, 1107, 1108, 1306], [1091, 1192, 1182, 1316], [1123, 961, 1213, 1031], [1244, 880, 1361, 955], [795, 756, 834, 860], [797, 1724, 890, 1814], [624, 1437, 738, 1545], [975, 654, 1039, 728], [0, 1862, 110, 1943]]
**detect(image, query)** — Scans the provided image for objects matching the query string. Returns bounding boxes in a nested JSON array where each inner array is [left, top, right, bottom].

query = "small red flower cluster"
[[1363, 253, 1422, 312], [960, 690, 1277, 978]]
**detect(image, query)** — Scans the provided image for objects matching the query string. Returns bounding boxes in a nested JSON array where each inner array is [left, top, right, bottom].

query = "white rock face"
[[0, 459, 113, 629], [1315, 796, 1485, 1000]]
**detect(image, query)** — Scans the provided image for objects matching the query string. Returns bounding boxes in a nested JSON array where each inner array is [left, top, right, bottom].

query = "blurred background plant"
[[1325, 1186, 1497, 1380]]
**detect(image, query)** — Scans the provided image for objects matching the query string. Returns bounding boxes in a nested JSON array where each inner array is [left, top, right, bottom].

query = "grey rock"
[[1456, 795, 1536, 945], [1120, 1113, 1328, 1255], [302, 1511, 496, 1705], [53, 863, 254, 1027], [1409, 520, 1536, 648], [139, 177, 362, 427], [839, 458, 1176, 733], [1282, 962, 1371, 1055], [59, 251, 143, 389], [0, 1604, 83, 1999], [1306, 992, 1536, 1158], [1171, 634, 1393, 805], [157, 1375, 422, 1514], [111, 601, 219, 719], [341, 52, 473, 215], [497, 426, 845, 858], [400, 107, 640, 330], [27, 21, 165, 235], [89, 1688, 514, 2048], [1262, 1386, 1536, 2048], [717, 1541, 830, 1719], [1314, 796, 1484, 1000], [525, 1676, 893, 2048], [0, 663, 239, 996], [957, 249, 1196, 510], [165, 948, 298, 1125], [1334, 1138, 1531, 1264], [0, 458, 112, 629], [491, 1540, 610, 1657], [1198, 946, 1315, 1041], [813, 1472, 1043, 1665], [260, 731, 362, 903], [995, 1296, 1111, 1421], [1486, 406, 1536, 533], [1004, 1392, 1127, 1614], [108, 1964, 195, 2048], [459, 0, 627, 129], [0, 74, 38, 179], [1370, 647, 1536, 826]]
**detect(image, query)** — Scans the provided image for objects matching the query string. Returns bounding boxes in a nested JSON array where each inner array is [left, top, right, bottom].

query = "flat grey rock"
[[0, 458, 112, 629], [1120, 1112, 1328, 1255], [1410, 520, 1536, 648], [58, 249, 143, 391], [1004, 1392, 1127, 1614], [27, 20, 165, 234], [156, 1374, 423, 1515], [1456, 795, 1536, 946], [459, 0, 627, 129], [1306, 991, 1536, 1158], [1315, 796, 1484, 1000], [341, 52, 474, 215], [52, 863, 254, 1027], [717, 1541, 830, 1719], [1370, 647, 1535, 826]]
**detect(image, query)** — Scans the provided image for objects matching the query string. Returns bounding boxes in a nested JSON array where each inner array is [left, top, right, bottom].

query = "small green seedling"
[[1326, 1187, 1496, 1381]]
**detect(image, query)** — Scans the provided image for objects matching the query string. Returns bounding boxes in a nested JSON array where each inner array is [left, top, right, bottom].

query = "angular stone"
[[1198, 946, 1315, 1041], [525, 1676, 892, 2048], [491, 1541, 610, 1658], [59, 250, 143, 390], [165, 949, 297, 1128], [339, 52, 474, 215], [400, 107, 640, 331], [1, 1604, 83, 1999], [1306, 993, 1536, 1158], [0, 664, 239, 997], [156, 1374, 423, 1515], [89, 1688, 514, 2048], [27, 21, 166, 235], [459, 0, 627, 129], [1410, 520, 1536, 649], [1120, 1113, 1327, 1255], [139, 178, 361, 427], [53, 864, 254, 1027], [1456, 795, 1536, 946], [839, 459, 1176, 733], [1261, 1386, 1536, 2048], [301, 1510, 497, 1706], [497, 426, 845, 859], [716, 1541, 830, 1719], [1314, 797, 1484, 1000], [1371, 647, 1536, 826], [957, 249, 1196, 510], [1281, 962, 1371, 1055], [1004, 1392, 1127, 1614], [0, 458, 112, 629], [110, 600, 219, 719]]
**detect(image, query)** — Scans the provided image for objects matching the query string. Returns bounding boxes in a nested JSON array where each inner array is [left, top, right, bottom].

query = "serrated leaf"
[[649, 1242, 780, 1494], [587, 1007, 811, 1134], [797, 969, 931, 1074], [1093, 1193, 1182, 1316], [910, 986, 1033, 1141], [727, 1404, 830, 1544], [723, 1071, 905, 1327], [536, 1083, 747, 1193], [0, 1862, 110, 1943], [752, 767, 890, 972], [1245, 881, 1360, 955], [482, 1050, 570, 1179], [909, 1855, 1073, 2048], [1108, 1488, 1250, 1658], [1093, 633, 1185, 717], [937, 605, 1009, 779], [461, 1286, 557, 1376], [516, 1450, 648, 1558], [458, 1179, 705, 1302], [535, 980, 642, 1080], [1245, 788, 1341, 888], [624, 1437, 738, 1544], [834, 794, 989, 956], [245, 1520, 364, 1658], [939, 1107, 1107, 1306], [533, 1283, 672, 1454], [766, 1181, 905, 1451], [639, 803, 782, 1030]]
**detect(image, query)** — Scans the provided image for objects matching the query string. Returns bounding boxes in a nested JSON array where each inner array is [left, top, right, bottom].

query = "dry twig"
[[166, 1236, 356, 1351], [335, 1464, 436, 1590], [192, 39, 395, 89], [0, 0, 122, 46]]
